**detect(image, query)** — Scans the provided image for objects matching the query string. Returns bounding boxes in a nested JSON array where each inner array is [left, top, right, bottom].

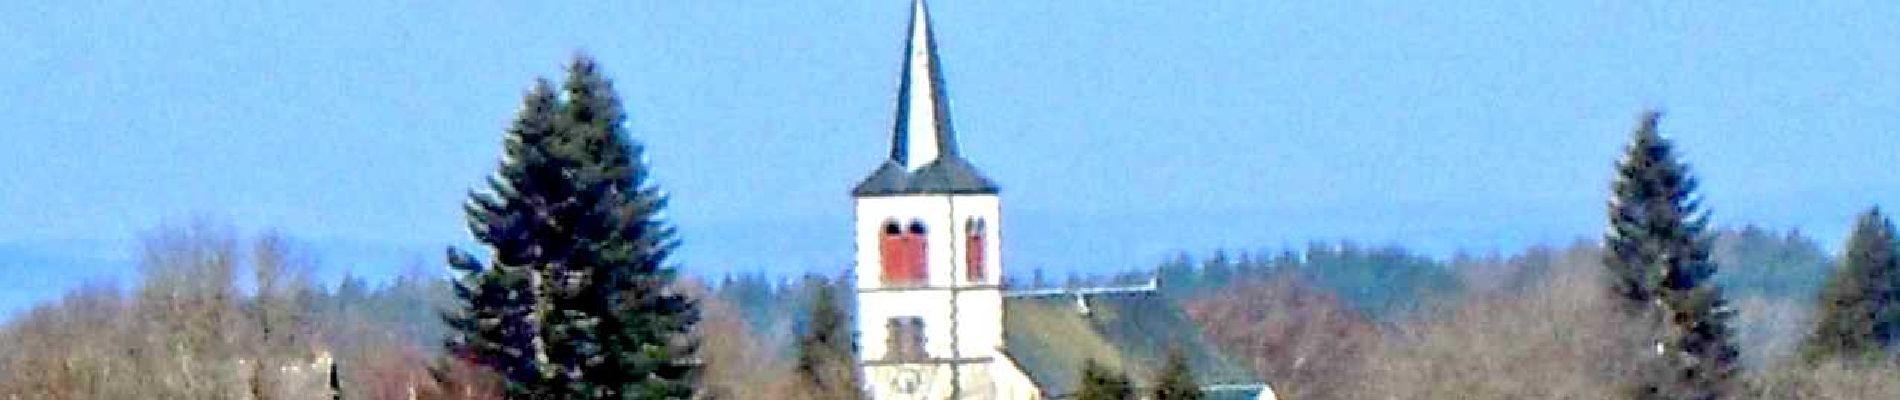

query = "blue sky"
[[2, 1, 1897, 314]]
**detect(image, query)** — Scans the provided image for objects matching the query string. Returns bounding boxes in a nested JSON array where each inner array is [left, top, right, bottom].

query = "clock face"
[[891, 368, 924, 394]]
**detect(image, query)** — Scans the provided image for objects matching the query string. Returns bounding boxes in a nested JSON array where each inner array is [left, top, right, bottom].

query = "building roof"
[[852, 158, 998, 196], [852, 0, 998, 197], [1001, 290, 1268, 399]]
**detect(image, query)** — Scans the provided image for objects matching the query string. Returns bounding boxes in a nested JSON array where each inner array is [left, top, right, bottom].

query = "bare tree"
[[0, 222, 339, 400], [0, 283, 136, 398], [684, 280, 799, 400], [1183, 270, 1380, 400], [133, 221, 246, 399], [246, 231, 322, 400], [1746, 359, 1900, 399], [1350, 248, 1652, 400]]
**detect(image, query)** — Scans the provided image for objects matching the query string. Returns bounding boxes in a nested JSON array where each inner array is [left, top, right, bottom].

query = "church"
[[849, 2, 1275, 399]]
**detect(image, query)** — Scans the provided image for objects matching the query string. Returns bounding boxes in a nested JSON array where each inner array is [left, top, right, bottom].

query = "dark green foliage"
[[444, 249, 541, 395], [1300, 243, 1461, 318], [444, 80, 560, 396], [1604, 111, 1710, 308], [1150, 349, 1203, 400], [710, 272, 856, 360], [1075, 359, 1132, 400], [1714, 227, 1831, 302], [1804, 208, 1900, 363], [553, 55, 697, 400], [1200, 250, 1234, 288], [1155, 244, 1460, 320], [1156, 253, 1196, 298], [793, 281, 862, 400], [446, 55, 696, 399], [1601, 111, 1739, 400]]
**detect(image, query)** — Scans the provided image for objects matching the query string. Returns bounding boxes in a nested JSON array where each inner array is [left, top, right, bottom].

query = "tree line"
[[6, 55, 1900, 400], [0, 223, 456, 399], [1144, 112, 1900, 400]]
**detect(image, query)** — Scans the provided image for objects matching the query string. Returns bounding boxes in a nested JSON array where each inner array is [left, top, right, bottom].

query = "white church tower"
[[851, 1, 1032, 398]]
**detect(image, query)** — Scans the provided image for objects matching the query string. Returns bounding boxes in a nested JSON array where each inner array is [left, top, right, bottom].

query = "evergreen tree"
[[1157, 253, 1196, 299], [1803, 208, 1900, 362], [793, 281, 862, 400], [550, 56, 697, 399], [1075, 360, 1132, 400], [1232, 252, 1258, 281], [1201, 250, 1233, 290], [447, 56, 697, 399], [1601, 111, 1740, 400], [1150, 349, 1203, 400], [445, 80, 559, 397]]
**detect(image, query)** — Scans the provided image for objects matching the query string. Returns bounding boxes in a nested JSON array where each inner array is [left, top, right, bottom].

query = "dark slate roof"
[[851, 0, 999, 197], [851, 157, 999, 196], [1001, 291, 1267, 399]]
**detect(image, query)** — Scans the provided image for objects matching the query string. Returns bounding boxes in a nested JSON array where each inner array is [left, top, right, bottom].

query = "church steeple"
[[853, 0, 998, 197], [891, 0, 956, 169], [852, 3, 1009, 397]]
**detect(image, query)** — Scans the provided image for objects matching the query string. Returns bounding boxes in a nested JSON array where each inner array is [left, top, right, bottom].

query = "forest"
[[4, 57, 1900, 400]]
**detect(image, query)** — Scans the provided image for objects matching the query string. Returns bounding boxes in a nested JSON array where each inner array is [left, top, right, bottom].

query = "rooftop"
[[1001, 288, 1268, 398]]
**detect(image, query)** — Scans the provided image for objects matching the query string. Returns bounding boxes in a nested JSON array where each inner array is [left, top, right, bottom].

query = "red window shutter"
[[966, 232, 986, 281], [904, 232, 928, 283], [880, 233, 904, 285]]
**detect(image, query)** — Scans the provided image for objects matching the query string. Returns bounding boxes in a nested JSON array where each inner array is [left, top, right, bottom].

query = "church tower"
[[853, 1, 1018, 398]]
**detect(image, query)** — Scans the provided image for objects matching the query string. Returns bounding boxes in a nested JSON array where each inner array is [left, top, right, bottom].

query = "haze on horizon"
[[2, 2, 1897, 315]]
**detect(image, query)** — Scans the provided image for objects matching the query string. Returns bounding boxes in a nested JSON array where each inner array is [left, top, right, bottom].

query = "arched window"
[[879, 218, 929, 285], [903, 220, 929, 283], [879, 220, 908, 285], [965, 217, 987, 282]]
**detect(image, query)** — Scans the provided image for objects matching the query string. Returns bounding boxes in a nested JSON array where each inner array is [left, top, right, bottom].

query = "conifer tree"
[[1803, 208, 1900, 362], [446, 55, 697, 399], [1201, 250, 1233, 290], [1157, 253, 1197, 299], [1601, 111, 1740, 400], [445, 80, 559, 397], [1075, 360, 1132, 400], [1150, 349, 1203, 400], [793, 281, 862, 400]]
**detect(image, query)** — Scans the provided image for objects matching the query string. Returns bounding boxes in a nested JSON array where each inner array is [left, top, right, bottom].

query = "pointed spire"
[[852, 0, 997, 196], [890, 0, 958, 170]]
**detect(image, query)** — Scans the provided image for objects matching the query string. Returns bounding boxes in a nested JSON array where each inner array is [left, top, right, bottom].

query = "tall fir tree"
[[1149, 349, 1203, 400], [1803, 208, 1900, 362], [1075, 360, 1132, 400], [447, 56, 697, 399], [553, 55, 697, 399], [793, 281, 863, 400], [445, 80, 560, 397], [1602, 111, 1740, 400]]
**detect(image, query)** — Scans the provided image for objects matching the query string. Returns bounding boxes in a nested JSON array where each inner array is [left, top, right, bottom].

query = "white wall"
[[853, 194, 1001, 288], [864, 360, 1042, 400], [855, 193, 1025, 399], [857, 289, 1003, 360]]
